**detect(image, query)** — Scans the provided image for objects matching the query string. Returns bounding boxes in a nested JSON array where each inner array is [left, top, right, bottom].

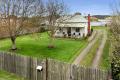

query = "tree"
[[110, 16, 120, 80], [110, 2, 120, 79], [46, 0, 68, 48], [0, 0, 44, 50]]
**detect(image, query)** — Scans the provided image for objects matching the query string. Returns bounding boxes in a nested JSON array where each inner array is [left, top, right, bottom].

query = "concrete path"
[[92, 30, 107, 68], [73, 30, 101, 65]]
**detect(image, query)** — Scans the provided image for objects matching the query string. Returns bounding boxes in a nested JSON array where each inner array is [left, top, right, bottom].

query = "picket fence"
[[0, 52, 109, 80]]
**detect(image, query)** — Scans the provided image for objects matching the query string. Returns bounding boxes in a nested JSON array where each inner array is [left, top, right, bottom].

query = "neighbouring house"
[[90, 16, 98, 22], [98, 17, 112, 26], [54, 13, 91, 38], [105, 17, 112, 25]]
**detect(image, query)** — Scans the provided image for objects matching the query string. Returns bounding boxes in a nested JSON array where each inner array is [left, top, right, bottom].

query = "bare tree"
[[46, 0, 68, 48], [0, 0, 44, 50]]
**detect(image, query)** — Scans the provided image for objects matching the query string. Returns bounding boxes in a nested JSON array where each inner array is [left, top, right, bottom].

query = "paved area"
[[92, 30, 107, 68], [73, 30, 102, 65]]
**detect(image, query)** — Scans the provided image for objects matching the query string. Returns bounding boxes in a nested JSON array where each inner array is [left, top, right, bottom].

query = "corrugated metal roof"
[[56, 14, 88, 28], [58, 23, 87, 28], [64, 14, 88, 23]]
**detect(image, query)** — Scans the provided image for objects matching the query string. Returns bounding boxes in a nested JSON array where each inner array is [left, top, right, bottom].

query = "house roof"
[[58, 23, 87, 28], [64, 14, 88, 23], [56, 13, 88, 28]]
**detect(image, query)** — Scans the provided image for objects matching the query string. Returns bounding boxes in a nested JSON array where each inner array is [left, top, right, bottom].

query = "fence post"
[[0, 53, 2, 70], [107, 69, 112, 80], [46, 58, 48, 80]]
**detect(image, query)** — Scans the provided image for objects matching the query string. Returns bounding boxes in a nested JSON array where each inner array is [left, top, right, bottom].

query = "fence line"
[[0, 52, 109, 80]]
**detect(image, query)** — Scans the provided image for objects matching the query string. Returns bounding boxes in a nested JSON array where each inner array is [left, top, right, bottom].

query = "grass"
[[99, 38, 111, 70], [92, 26, 111, 69], [0, 32, 87, 62], [69, 42, 88, 63], [92, 26, 107, 30], [80, 35, 102, 67], [0, 70, 25, 80]]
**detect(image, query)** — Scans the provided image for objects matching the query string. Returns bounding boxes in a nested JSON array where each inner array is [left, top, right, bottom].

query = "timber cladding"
[[0, 52, 109, 80]]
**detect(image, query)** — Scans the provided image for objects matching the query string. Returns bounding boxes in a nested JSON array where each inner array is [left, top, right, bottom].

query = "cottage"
[[54, 13, 91, 38]]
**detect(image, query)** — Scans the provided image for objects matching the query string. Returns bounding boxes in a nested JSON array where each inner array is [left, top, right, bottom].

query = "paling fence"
[[0, 52, 109, 80]]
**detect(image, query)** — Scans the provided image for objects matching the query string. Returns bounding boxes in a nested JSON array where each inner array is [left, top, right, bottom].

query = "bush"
[[111, 47, 120, 80], [38, 27, 46, 32], [91, 28, 93, 33]]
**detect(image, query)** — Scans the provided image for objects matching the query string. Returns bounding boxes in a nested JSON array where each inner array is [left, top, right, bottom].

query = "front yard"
[[0, 70, 25, 80], [0, 26, 111, 69], [0, 32, 87, 62]]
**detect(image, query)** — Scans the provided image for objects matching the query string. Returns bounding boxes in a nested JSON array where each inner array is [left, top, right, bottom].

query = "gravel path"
[[92, 30, 107, 68], [73, 30, 101, 65]]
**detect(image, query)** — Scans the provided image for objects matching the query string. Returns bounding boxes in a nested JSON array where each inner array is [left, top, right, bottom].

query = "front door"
[[67, 27, 71, 37]]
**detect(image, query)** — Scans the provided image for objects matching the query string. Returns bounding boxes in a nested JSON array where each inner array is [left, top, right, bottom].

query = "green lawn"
[[80, 35, 102, 66], [0, 32, 87, 62], [0, 70, 25, 80]]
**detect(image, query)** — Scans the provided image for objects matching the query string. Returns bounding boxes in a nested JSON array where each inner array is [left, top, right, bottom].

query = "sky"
[[64, 0, 117, 15], [0, 0, 118, 16]]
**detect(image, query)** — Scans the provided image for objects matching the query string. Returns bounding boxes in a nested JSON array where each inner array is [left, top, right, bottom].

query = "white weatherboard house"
[[54, 13, 90, 38]]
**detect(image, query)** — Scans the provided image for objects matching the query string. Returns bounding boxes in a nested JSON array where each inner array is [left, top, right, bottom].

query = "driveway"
[[92, 30, 107, 68], [73, 30, 102, 65]]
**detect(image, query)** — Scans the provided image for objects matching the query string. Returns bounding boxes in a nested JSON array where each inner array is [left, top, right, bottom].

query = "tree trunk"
[[48, 36, 55, 48], [11, 36, 17, 50]]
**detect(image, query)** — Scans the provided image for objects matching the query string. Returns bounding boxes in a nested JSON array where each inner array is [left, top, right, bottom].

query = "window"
[[76, 28, 80, 32]]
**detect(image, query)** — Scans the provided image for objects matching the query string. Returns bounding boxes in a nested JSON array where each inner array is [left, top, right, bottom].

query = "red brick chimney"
[[88, 14, 91, 34]]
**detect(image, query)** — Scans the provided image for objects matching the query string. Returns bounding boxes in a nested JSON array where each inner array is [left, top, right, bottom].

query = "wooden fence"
[[0, 52, 109, 80]]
